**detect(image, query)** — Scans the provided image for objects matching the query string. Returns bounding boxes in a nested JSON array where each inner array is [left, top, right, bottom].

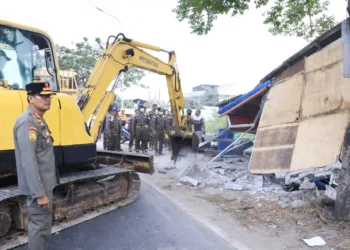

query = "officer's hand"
[[37, 195, 49, 209]]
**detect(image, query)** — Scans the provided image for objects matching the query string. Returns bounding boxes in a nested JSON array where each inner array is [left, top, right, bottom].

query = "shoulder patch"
[[29, 126, 38, 132], [29, 130, 37, 141]]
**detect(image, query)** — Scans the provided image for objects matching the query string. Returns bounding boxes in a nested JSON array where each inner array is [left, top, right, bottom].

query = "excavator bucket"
[[170, 132, 200, 162]]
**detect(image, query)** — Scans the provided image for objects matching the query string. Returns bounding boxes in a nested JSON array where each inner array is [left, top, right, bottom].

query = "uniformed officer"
[[186, 108, 194, 132], [132, 103, 150, 154], [109, 107, 123, 151], [102, 107, 114, 150], [152, 107, 167, 156], [128, 109, 140, 152], [13, 82, 59, 250], [165, 110, 174, 151], [148, 103, 157, 151]]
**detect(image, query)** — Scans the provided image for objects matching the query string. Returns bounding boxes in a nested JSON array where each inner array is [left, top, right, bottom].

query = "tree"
[[173, 0, 336, 41], [56, 37, 146, 87], [184, 97, 200, 109], [205, 111, 228, 134], [199, 86, 219, 106]]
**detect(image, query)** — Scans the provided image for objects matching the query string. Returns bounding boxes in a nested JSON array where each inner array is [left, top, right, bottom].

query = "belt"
[[137, 125, 148, 128]]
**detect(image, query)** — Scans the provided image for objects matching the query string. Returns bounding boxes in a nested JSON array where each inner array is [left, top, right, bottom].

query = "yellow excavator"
[[0, 19, 197, 242], [35, 68, 79, 100]]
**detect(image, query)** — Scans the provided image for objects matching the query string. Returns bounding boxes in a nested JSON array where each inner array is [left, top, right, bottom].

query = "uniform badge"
[[29, 130, 37, 141]]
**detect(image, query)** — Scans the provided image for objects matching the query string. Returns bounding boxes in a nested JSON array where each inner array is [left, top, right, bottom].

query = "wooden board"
[[290, 112, 350, 171], [249, 147, 294, 173], [259, 74, 304, 128], [249, 123, 298, 173], [304, 40, 342, 72], [301, 60, 342, 118], [254, 124, 298, 148]]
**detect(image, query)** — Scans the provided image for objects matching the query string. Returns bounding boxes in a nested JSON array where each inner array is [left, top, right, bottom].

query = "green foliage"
[[263, 0, 336, 41], [113, 98, 135, 109], [200, 86, 219, 106], [56, 37, 145, 87], [205, 111, 228, 135], [185, 97, 200, 109], [173, 0, 336, 40]]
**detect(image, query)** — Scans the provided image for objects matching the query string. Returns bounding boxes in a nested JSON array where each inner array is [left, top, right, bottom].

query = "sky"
[[1, 0, 348, 102]]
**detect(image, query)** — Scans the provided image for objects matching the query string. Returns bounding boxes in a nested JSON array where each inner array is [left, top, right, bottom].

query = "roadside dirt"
[[135, 145, 350, 250]]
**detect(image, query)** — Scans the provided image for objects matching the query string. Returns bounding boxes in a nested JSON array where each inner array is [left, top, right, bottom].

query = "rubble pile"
[[177, 154, 341, 207]]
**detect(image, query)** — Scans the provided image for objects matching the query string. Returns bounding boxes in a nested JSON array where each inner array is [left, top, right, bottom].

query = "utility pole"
[[334, 0, 350, 219], [121, 73, 124, 109]]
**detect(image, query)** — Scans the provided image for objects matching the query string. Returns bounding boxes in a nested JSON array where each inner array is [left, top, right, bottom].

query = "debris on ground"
[[174, 146, 343, 210], [179, 176, 200, 187], [302, 236, 326, 247]]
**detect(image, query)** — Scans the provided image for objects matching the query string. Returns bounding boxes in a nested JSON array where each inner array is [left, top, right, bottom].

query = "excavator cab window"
[[0, 24, 58, 91]]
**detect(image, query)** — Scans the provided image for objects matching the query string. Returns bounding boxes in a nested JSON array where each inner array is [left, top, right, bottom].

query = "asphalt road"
[[15, 182, 234, 250]]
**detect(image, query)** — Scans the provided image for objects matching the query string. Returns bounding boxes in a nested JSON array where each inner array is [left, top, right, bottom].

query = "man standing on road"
[[165, 109, 174, 151], [133, 103, 150, 154], [186, 109, 194, 132], [102, 107, 114, 150], [152, 107, 167, 156], [148, 103, 157, 151], [13, 82, 59, 250], [128, 109, 137, 152], [109, 107, 123, 151], [193, 109, 206, 142]]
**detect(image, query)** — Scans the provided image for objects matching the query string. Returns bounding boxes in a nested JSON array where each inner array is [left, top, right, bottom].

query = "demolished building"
[[214, 20, 350, 195]]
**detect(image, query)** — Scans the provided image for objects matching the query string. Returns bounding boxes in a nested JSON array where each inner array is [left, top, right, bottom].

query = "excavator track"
[[0, 151, 154, 250]]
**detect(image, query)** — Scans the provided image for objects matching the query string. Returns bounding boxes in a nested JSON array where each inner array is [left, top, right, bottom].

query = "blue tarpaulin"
[[218, 79, 272, 115]]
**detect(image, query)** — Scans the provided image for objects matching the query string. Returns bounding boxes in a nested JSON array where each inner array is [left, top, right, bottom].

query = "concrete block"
[[179, 176, 199, 187]]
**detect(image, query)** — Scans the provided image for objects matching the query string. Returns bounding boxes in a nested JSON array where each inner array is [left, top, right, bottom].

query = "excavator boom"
[[78, 34, 197, 160]]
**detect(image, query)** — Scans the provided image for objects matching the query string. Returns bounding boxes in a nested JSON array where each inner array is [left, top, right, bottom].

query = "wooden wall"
[[249, 40, 350, 173]]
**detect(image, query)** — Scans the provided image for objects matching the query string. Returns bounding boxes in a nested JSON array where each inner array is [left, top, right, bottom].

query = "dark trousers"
[[155, 131, 165, 154], [149, 133, 154, 150], [135, 128, 149, 150], [110, 132, 121, 151], [27, 191, 53, 250], [103, 132, 111, 149]]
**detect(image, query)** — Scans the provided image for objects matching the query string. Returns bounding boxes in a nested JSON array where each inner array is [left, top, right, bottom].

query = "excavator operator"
[[132, 102, 150, 154], [0, 49, 11, 80]]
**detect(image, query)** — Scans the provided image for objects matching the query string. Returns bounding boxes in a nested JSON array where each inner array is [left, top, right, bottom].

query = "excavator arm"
[[78, 34, 198, 160]]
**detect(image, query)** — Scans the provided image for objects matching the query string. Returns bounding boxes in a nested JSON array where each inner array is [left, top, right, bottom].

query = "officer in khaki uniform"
[[147, 103, 157, 151], [13, 82, 59, 250], [151, 107, 168, 156], [108, 107, 123, 151], [132, 103, 150, 154], [102, 107, 114, 150]]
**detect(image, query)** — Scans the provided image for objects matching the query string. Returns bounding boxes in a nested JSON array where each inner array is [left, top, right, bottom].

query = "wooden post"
[[334, 122, 350, 219]]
